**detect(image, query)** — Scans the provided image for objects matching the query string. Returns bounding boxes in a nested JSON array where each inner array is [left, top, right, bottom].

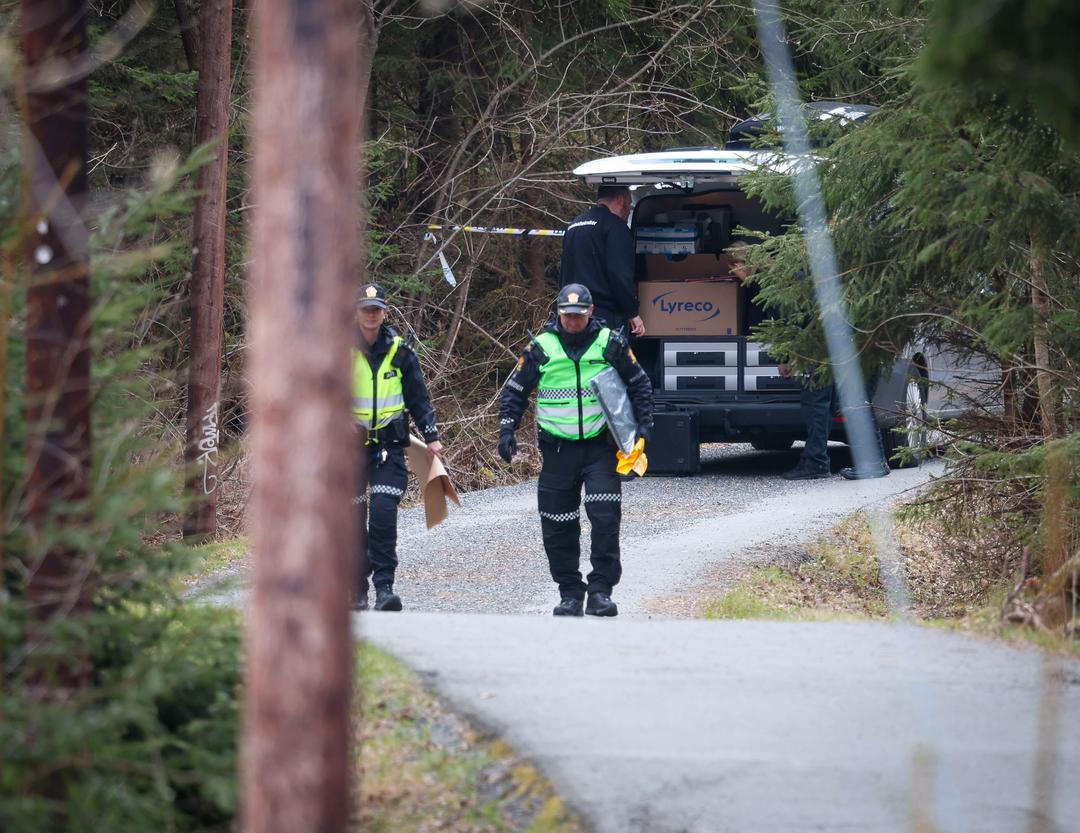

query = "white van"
[[572, 136, 985, 468]]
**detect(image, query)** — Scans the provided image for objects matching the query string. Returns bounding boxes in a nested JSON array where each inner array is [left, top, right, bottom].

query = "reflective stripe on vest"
[[534, 328, 611, 440], [352, 337, 405, 430]]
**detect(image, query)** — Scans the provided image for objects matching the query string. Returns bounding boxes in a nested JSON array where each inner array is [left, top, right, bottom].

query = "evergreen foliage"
[[740, 13, 1079, 614], [1, 146, 241, 832]]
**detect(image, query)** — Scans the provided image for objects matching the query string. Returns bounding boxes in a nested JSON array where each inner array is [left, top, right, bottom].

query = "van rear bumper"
[[653, 393, 845, 443]]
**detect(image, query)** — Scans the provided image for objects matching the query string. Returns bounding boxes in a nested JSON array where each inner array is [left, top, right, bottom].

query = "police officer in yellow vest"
[[498, 284, 652, 617], [354, 283, 443, 611]]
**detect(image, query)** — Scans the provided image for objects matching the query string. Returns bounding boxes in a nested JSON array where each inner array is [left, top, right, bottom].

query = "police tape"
[[423, 224, 566, 287], [425, 224, 565, 237], [422, 232, 458, 287]]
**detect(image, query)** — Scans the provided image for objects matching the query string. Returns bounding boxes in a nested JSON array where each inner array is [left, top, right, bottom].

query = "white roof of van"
[[572, 149, 765, 184]]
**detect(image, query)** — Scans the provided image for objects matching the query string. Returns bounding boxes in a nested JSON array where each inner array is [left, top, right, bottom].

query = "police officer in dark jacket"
[[498, 284, 653, 617], [559, 184, 646, 337], [353, 283, 443, 611]]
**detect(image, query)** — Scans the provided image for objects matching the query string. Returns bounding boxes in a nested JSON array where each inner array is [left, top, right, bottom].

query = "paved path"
[[199, 444, 1080, 830], [359, 613, 1080, 833]]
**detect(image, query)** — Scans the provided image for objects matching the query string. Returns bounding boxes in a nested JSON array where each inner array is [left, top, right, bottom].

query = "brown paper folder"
[[405, 435, 461, 529]]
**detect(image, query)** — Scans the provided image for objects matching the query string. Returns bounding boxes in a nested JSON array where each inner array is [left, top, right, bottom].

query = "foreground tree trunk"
[[183, 0, 233, 539], [242, 1, 361, 831], [21, 0, 93, 684]]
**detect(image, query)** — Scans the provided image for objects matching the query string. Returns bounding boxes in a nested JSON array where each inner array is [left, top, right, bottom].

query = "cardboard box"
[[638, 280, 742, 337], [645, 253, 740, 280], [635, 225, 698, 255]]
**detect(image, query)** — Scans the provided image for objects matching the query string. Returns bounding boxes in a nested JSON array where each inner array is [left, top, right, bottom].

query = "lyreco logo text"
[[651, 291, 724, 322]]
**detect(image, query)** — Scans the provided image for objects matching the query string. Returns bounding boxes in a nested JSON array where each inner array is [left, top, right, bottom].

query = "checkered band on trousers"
[[370, 484, 405, 497], [539, 509, 580, 523], [583, 493, 621, 503]]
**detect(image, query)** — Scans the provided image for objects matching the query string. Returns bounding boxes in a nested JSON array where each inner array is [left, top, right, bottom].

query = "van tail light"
[[832, 415, 846, 423]]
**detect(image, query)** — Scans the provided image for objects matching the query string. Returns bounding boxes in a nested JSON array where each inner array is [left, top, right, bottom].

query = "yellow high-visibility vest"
[[352, 337, 405, 430]]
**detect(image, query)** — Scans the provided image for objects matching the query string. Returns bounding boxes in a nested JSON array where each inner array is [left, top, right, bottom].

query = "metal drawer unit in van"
[[743, 341, 800, 393], [662, 340, 738, 392]]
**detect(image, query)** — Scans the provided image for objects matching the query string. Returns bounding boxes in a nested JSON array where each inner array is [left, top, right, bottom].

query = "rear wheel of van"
[[881, 366, 928, 468], [750, 436, 795, 451]]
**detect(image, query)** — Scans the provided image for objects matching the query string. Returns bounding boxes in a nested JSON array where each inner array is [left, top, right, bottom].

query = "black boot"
[[585, 592, 618, 617], [352, 590, 369, 612], [839, 461, 890, 480], [782, 461, 831, 480], [374, 585, 402, 611], [552, 596, 584, 617]]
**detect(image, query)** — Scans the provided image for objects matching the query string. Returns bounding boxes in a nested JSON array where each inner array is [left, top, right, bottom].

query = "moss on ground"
[[354, 643, 584, 833]]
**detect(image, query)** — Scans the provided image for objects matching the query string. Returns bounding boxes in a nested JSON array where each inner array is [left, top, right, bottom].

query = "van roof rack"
[[663, 145, 722, 152]]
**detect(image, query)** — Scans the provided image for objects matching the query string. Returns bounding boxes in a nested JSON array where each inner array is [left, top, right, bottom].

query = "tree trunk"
[[21, 0, 93, 687], [1029, 242, 1057, 439], [183, 0, 232, 539], [242, 0, 361, 831], [173, 0, 199, 72]]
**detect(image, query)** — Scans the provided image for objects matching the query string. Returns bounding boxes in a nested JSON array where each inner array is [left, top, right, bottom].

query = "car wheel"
[[750, 436, 795, 451], [882, 367, 928, 468]]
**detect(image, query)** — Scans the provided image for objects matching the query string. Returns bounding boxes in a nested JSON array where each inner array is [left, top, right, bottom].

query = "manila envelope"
[[405, 435, 461, 529]]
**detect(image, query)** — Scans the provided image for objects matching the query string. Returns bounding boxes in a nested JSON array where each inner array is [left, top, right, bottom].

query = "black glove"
[[636, 424, 652, 445], [498, 430, 517, 463]]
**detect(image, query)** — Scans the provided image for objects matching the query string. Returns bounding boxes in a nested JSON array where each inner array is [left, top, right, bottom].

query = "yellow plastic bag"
[[616, 437, 648, 477]]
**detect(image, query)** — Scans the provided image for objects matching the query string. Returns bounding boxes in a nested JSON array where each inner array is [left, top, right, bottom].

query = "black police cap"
[[356, 283, 388, 309], [557, 283, 593, 314]]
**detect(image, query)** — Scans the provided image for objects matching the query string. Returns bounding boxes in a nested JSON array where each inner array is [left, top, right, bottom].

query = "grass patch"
[[703, 513, 1080, 658], [354, 643, 583, 833], [181, 535, 250, 584], [703, 516, 889, 622]]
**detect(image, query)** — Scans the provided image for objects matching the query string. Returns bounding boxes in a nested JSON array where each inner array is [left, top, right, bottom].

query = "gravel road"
[[392, 442, 940, 617], [196, 442, 940, 613]]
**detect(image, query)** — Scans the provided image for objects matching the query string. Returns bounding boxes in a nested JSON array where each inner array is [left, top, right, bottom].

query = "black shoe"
[[352, 591, 369, 612], [782, 462, 831, 480], [553, 596, 584, 617], [839, 462, 890, 480], [585, 592, 618, 617], [374, 586, 402, 611]]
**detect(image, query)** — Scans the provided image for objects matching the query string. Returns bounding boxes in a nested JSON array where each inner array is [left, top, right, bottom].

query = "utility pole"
[[183, 0, 233, 539], [242, 0, 361, 831], [21, 0, 93, 681]]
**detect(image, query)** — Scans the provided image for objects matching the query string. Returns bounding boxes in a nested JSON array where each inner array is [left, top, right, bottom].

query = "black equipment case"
[[647, 410, 700, 476]]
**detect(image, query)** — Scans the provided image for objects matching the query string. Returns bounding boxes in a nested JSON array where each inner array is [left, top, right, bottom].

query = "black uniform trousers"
[[593, 307, 628, 337], [537, 433, 622, 599], [358, 442, 408, 593]]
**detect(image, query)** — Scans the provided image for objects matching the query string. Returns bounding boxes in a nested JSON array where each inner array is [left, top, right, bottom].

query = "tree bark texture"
[[173, 0, 200, 72], [242, 1, 361, 832], [21, 0, 93, 658], [184, 0, 232, 539], [1029, 245, 1057, 439]]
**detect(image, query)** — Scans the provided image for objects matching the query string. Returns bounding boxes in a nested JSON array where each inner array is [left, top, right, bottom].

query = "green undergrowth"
[[355, 643, 582, 833]]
